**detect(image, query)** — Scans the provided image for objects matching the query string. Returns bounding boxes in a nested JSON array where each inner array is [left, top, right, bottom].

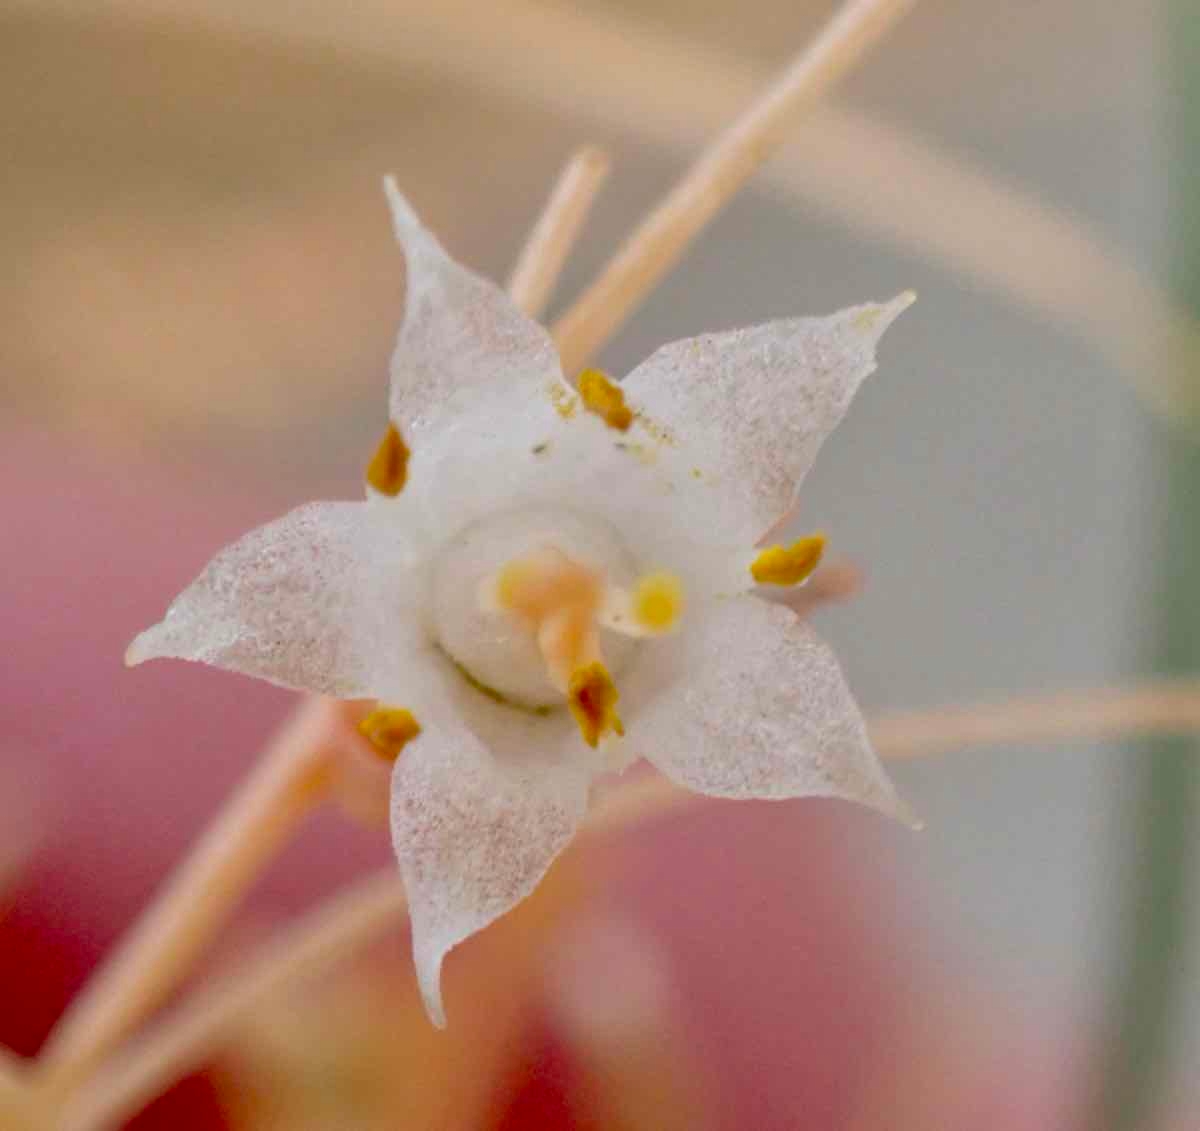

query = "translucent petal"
[[127, 501, 423, 700], [415, 399, 748, 597], [384, 178, 564, 443], [628, 595, 910, 822], [621, 294, 914, 545], [390, 713, 590, 1026]]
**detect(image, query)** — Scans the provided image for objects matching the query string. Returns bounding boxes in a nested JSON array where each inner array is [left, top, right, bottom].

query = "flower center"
[[430, 507, 684, 743]]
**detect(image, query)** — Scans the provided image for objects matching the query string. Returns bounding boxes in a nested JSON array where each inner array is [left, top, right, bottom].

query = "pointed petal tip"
[[855, 290, 916, 343], [124, 629, 154, 668], [891, 794, 925, 832], [382, 175, 420, 241], [417, 964, 448, 1029]]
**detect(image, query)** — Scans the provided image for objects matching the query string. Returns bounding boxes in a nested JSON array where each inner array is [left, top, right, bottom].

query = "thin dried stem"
[[0, 1082, 40, 1131], [0, 1051, 26, 1101], [33, 698, 355, 1099], [870, 678, 1200, 760], [551, 0, 917, 375], [63, 873, 407, 1131], [65, 675, 1200, 1129], [507, 146, 611, 320]]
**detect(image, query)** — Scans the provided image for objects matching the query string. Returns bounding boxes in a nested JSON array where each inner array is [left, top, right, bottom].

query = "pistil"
[[482, 544, 684, 746]]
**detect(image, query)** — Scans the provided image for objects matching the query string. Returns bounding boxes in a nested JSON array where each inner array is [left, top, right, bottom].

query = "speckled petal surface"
[[629, 595, 909, 822], [127, 501, 421, 700], [390, 719, 591, 1026], [385, 179, 565, 445], [621, 295, 914, 545]]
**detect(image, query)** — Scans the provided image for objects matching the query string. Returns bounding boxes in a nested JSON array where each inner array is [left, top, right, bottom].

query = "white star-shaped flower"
[[129, 179, 915, 1026]]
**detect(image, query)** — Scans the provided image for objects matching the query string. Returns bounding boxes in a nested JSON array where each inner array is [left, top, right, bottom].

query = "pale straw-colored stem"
[[0, 1077, 40, 1131], [62, 872, 407, 1131], [550, 0, 917, 375], [0, 1052, 26, 1102], [32, 697, 352, 1101], [870, 678, 1200, 760], [506, 146, 611, 320], [64, 675, 1200, 1130]]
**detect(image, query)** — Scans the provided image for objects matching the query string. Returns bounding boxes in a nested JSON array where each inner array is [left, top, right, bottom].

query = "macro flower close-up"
[[4, 0, 1199, 1128], [128, 180, 912, 1025]]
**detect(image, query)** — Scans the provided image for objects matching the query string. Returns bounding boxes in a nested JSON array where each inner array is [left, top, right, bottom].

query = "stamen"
[[632, 571, 685, 632], [568, 662, 625, 747], [578, 368, 634, 431], [750, 533, 827, 586], [365, 423, 411, 497], [357, 707, 422, 761]]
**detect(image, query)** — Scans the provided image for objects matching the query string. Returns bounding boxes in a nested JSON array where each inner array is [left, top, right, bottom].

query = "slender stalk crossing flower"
[[128, 179, 915, 1026]]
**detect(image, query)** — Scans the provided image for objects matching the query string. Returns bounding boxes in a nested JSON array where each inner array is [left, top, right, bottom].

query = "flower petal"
[[384, 178, 564, 441], [391, 719, 590, 1026], [127, 501, 422, 699], [629, 596, 910, 823], [621, 295, 914, 545]]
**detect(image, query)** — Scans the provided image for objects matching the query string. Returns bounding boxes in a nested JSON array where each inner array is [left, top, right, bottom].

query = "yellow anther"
[[750, 533, 827, 586], [357, 707, 422, 761], [632, 571, 685, 633], [567, 662, 624, 748], [365, 423, 410, 497], [578, 368, 634, 431]]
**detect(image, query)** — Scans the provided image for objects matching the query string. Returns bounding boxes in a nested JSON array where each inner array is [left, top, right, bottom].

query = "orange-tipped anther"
[[750, 533, 827, 586], [357, 707, 422, 761], [366, 423, 411, 497], [578, 369, 634, 431], [567, 662, 624, 748]]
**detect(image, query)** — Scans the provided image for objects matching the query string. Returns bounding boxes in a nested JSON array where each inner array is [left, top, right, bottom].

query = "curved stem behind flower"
[[61, 872, 407, 1131], [0, 1051, 27, 1104], [871, 679, 1200, 761], [63, 676, 1200, 1131], [31, 698, 357, 1103], [506, 146, 611, 320], [551, 0, 917, 375]]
